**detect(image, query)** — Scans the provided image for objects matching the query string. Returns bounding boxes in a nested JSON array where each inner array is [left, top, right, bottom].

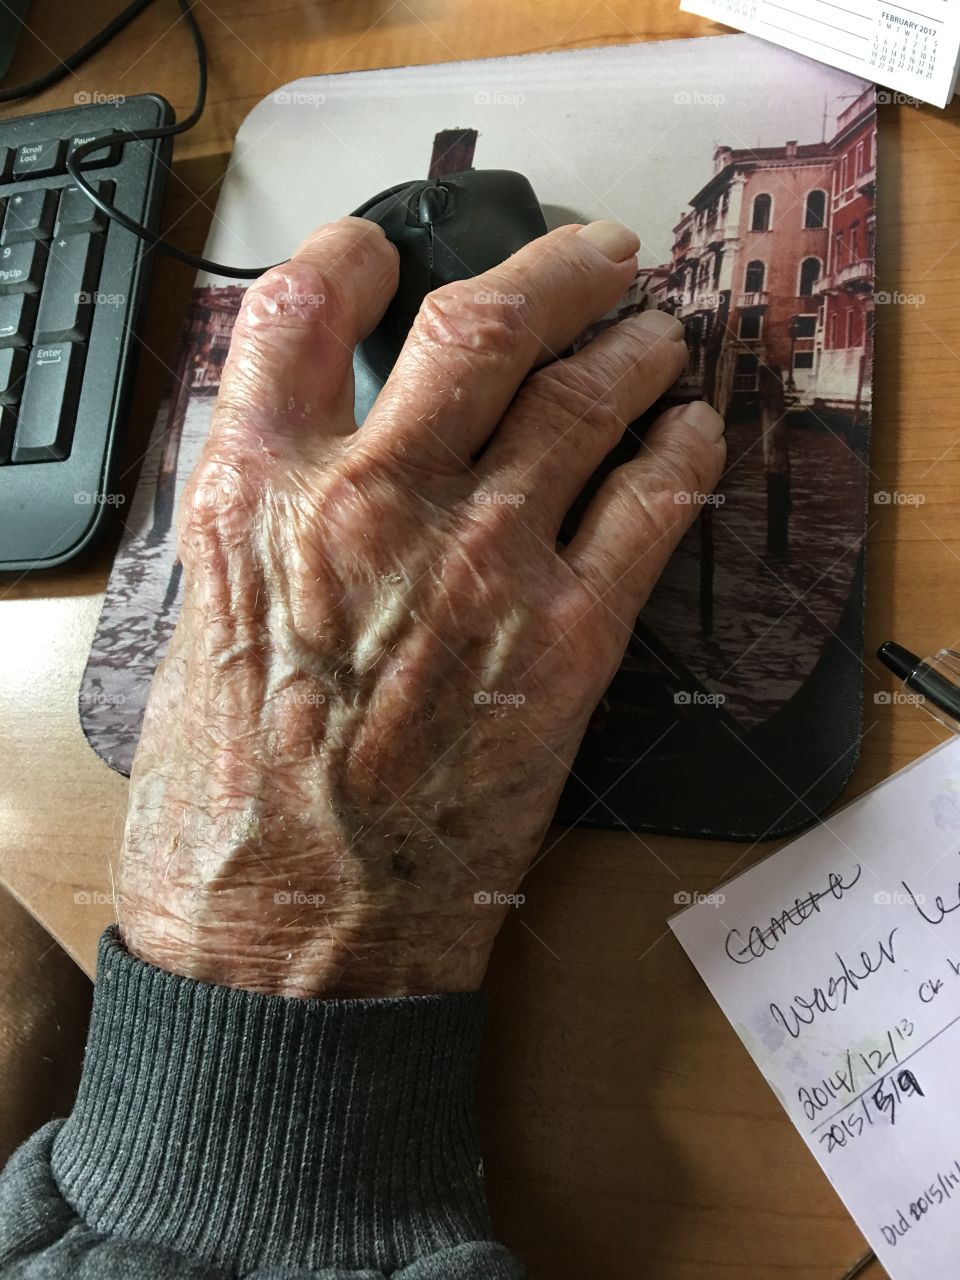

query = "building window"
[[846, 310, 858, 346], [739, 311, 763, 340], [804, 190, 827, 229], [751, 193, 773, 231], [855, 140, 865, 176], [733, 353, 759, 392], [793, 314, 817, 369], [850, 222, 860, 260], [744, 260, 765, 293], [834, 228, 845, 268], [798, 257, 821, 296]]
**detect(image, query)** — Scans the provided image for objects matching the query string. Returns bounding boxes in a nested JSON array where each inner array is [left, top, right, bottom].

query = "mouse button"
[[417, 184, 449, 226]]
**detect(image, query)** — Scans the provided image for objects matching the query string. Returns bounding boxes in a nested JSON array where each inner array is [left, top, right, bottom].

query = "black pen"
[[877, 641, 960, 734]]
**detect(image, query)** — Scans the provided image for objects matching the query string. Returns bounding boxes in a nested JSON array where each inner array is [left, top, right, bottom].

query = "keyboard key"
[[0, 405, 15, 463], [54, 181, 112, 237], [0, 189, 56, 245], [35, 234, 105, 343], [11, 343, 84, 462], [0, 241, 47, 294], [0, 148, 12, 182], [66, 131, 122, 171], [0, 348, 26, 403], [0, 293, 36, 347], [12, 138, 66, 180]]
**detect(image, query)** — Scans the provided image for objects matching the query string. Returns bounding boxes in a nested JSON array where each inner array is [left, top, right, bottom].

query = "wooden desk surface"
[[2, 3, 959, 1276]]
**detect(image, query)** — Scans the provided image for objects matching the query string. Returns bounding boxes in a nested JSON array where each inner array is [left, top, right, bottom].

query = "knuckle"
[[520, 364, 624, 442], [613, 442, 721, 544], [177, 452, 263, 564], [413, 279, 528, 361], [240, 260, 350, 333], [651, 427, 725, 498], [603, 478, 689, 570]]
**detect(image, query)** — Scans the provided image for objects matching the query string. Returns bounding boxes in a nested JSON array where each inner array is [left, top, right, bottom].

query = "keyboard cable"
[[0, 0, 279, 279]]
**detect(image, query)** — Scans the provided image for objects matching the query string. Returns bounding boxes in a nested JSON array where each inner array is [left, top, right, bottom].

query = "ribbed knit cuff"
[[52, 928, 492, 1274]]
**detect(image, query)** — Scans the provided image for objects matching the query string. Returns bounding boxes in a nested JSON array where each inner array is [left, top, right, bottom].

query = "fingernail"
[[575, 220, 640, 262], [632, 309, 685, 342], [678, 400, 725, 442]]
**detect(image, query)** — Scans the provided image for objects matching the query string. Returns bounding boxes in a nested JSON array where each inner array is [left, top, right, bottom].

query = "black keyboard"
[[0, 95, 172, 570]]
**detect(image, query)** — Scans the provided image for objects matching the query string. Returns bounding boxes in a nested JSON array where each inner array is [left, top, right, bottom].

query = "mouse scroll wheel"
[[418, 185, 449, 226]]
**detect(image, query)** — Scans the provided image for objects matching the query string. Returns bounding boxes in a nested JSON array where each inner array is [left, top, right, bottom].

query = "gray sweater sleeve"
[[0, 928, 527, 1279]]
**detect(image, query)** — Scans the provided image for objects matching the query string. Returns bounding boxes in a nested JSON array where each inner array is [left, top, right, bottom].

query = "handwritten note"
[[671, 738, 960, 1278], [680, 0, 960, 108]]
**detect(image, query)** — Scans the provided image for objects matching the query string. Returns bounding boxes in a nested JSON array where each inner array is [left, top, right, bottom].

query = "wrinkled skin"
[[118, 216, 726, 997]]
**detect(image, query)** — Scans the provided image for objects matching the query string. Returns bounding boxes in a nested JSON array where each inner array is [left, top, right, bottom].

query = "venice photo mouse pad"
[[81, 34, 877, 841]]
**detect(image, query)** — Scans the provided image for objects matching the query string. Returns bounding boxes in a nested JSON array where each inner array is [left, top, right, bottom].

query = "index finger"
[[359, 221, 642, 474]]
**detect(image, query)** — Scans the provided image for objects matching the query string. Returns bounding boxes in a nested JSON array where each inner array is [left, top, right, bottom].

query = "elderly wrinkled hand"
[[118, 215, 725, 997]]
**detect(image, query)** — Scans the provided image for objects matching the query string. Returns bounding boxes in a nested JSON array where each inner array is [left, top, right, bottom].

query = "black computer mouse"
[[352, 169, 548, 424]]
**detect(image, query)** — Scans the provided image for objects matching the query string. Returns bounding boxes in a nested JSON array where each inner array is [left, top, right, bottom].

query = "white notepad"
[[671, 738, 960, 1278], [681, 0, 960, 108]]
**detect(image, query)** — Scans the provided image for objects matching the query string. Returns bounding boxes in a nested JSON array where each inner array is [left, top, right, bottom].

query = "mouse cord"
[[0, 0, 160, 103], [2, 0, 281, 279]]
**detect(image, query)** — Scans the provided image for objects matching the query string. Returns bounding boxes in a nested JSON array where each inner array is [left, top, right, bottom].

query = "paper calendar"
[[681, 0, 960, 108]]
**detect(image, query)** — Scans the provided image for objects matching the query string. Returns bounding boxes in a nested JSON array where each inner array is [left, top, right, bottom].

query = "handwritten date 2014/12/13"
[[798, 1018, 915, 1122], [819, 1071, 925, 1157]]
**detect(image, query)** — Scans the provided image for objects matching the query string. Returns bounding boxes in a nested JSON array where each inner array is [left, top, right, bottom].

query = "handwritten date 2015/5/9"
[[819, 1071, 925, 1156]]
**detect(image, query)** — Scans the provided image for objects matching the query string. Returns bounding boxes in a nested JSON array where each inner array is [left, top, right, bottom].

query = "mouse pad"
[[81, 35, 877, 840]]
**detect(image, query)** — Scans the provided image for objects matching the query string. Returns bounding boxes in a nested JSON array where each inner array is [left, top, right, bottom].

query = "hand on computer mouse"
[[118, 213, 726, 998]]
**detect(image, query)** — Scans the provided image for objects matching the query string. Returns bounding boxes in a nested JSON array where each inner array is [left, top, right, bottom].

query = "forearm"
[[0, 928, 525, 1279]]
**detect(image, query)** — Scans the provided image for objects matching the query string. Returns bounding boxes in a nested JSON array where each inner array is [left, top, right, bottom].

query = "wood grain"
[[3, 3, 959, 1276]]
